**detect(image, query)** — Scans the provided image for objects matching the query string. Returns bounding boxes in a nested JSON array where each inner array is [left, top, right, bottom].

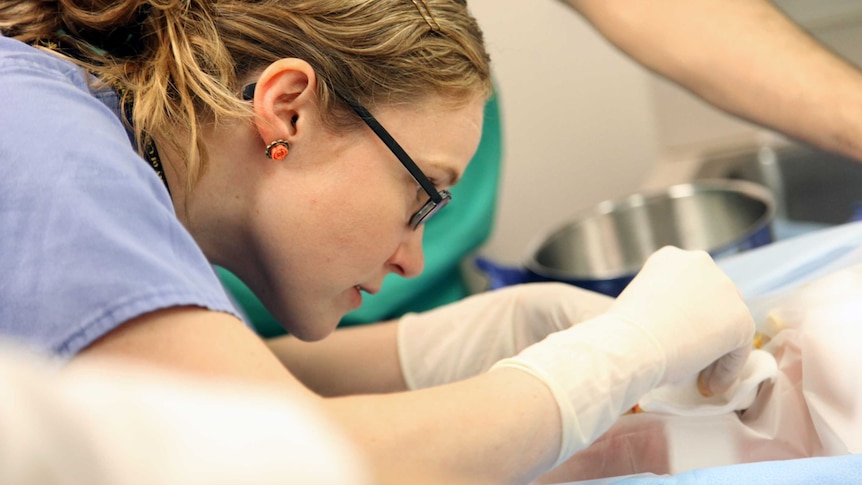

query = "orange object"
[[266, 140, 290, 160]]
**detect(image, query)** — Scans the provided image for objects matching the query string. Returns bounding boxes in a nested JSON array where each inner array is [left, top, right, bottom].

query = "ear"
[[251, 58, 318, 147]]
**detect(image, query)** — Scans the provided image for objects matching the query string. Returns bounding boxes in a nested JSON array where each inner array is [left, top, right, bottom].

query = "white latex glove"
[[491, 246, 755, 468], [398, 282, 614, 390]]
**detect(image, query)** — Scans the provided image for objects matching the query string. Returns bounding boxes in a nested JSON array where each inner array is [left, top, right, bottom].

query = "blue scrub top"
[[0, 36, 238, 358]]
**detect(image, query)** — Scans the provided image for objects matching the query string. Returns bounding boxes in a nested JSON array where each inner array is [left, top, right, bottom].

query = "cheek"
[[253, 153, 414, 273], [297, 185, 408, 266], [333, 197, 406, 257]]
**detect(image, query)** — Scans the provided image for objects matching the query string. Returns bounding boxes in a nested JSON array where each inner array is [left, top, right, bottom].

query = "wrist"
[[490, 314, 668, 465]]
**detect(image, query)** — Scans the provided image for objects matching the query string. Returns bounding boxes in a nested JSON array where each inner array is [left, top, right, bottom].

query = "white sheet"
[[542, 222, 862, 484]]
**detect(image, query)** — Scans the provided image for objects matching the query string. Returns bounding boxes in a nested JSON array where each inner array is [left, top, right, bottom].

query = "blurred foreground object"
[[0, 342, 372, 485]]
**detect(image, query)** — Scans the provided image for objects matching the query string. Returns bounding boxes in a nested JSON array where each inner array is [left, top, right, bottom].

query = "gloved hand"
[[490, 246, 755, 468], [397, 282, 614, 390]]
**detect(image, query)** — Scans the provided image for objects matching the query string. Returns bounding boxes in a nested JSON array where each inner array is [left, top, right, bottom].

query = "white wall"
[[468, 0, 660, 264], [468, 0, 862, 266]]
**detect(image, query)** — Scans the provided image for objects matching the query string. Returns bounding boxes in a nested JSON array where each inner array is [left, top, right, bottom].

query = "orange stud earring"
[[265, 140, 290, 160]]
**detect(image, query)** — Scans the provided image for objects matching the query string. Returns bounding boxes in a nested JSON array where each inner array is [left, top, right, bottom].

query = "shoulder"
[[0, 35, 91, 91], [0, 37, 240, 360], [0, 35, 126, 160]]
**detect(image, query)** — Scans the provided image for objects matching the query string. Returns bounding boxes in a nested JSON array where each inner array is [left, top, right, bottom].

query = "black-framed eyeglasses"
[[242, 83, 451, 230]]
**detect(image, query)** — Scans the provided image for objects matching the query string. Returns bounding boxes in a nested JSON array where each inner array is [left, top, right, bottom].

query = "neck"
[[150, 132, 189, 221], [154, 122, 260, 274]]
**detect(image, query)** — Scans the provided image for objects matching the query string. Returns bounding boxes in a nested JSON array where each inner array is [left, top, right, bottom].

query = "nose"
[[387, 225, 425, 278]]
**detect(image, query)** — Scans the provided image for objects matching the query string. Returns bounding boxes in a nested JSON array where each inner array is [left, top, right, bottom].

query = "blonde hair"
[[0, 0, 492, 189]]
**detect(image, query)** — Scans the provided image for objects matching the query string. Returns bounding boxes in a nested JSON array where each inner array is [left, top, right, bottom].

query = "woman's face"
[[244, 95, 485, 340]]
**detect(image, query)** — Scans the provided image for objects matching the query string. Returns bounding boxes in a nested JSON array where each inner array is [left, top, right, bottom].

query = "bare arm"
[[565, 0, 862, 161], [266, 321, 408, 396], [329, 367, 559, 485], [72, 308, 560, 485]]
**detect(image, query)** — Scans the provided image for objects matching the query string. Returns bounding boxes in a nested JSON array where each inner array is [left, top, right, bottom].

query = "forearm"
[[266, 324, 565, 483], [567, 0, 862, 161], [72, 309, 563, 483], [324, 367, 561, 485], [267, 321, 408, 396]]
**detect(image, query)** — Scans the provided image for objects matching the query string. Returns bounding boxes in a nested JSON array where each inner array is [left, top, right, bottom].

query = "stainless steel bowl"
[[523, 180, 775, 296]]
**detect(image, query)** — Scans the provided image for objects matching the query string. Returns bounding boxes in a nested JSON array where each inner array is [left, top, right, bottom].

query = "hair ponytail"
[[1, 0, 492, 192]]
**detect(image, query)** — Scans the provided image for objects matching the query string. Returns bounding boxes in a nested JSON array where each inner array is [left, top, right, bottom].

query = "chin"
[[290, 326, 335, 342], [279, 312, 342, 342]]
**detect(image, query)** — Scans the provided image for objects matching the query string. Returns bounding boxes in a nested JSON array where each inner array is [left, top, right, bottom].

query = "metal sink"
[[694, 144, 862, 237]]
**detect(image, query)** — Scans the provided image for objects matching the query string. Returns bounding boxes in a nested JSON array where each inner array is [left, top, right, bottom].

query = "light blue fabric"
[[719, 220, 862, 301], [0, 36, 238, 359], [611, 454, 862, 484]]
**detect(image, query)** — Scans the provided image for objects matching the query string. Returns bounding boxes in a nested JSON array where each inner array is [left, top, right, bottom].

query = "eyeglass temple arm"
[[340, 100, 443, 203], [242, 83, 442, 203]]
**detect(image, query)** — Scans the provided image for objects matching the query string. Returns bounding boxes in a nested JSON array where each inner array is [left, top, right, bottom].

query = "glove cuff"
[[490, 314, 667, 466]]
